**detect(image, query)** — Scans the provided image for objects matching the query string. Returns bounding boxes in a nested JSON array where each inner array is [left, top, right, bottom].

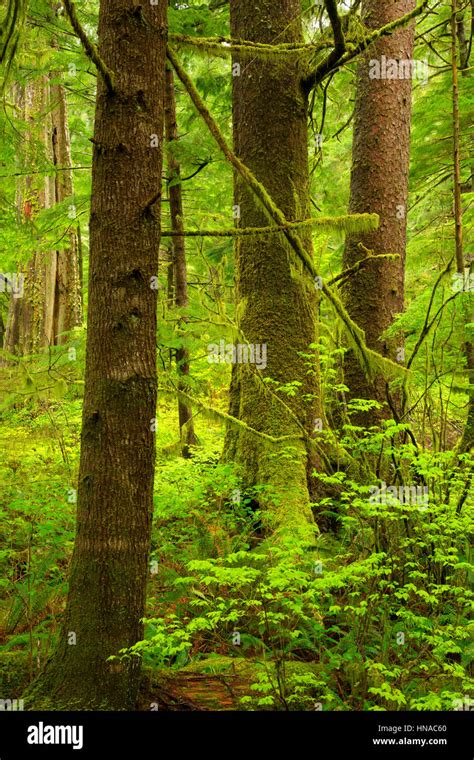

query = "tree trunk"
[[4, 71, 82, 354], [223, 0, 319, 541], [452, 0, 474, 453], [341, 0, 415, 426], [50, 73, 82, 342], [25, 0, 167, 710], [4, 77, 56, 355], [164, 64, 198, 458]]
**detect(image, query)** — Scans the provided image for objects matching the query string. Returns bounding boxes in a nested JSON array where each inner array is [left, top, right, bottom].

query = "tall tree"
[[164, 63, 198, 458], [3, 69, 81, 354], [26, 0, 167, 709], [4, 76, 56, 355], [341, 0, 416, 426], [223, 0, 319, 540], [49, 70, 82, 341], [452, 0, 474, 453]]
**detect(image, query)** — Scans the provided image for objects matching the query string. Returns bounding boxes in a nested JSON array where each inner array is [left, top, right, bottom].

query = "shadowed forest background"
[[0, 0, 473, 712]]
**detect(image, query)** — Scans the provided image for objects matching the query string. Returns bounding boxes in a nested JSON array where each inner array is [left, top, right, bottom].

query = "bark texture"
[[25, 0, 167, 710], [342, 0, 415, 426]]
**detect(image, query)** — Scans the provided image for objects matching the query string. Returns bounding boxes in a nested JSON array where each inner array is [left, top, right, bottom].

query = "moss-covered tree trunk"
[[164, 64, 198, 458], [25, 0, 167, 710], [223, 0, 319, 541], [341, 0, 415, 426]]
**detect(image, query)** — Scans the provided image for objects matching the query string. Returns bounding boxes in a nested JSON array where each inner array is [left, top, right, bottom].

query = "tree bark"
[[341, 0, 415, 426], [223, 0, 319, 541], [164, 64, 198, 458], [25, 0, 167, 710]]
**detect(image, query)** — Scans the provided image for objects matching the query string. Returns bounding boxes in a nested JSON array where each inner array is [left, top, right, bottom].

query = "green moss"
[[0, 651, 30, 699]]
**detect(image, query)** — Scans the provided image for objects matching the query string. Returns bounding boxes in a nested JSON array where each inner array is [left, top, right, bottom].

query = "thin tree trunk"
[[50, 74, 82, 342], [164, 64, 197, 458], [452, 0, 474, 453], [341, 0, 415, 426], [223, 0, 319, 541], [25, 0, 167, 710]]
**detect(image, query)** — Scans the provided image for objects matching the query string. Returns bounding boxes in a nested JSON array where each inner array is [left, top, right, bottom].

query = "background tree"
[[3, 1, 81, 356], [164, 63, 198, 458], [452, 0, 474, 453], [341, 0, 416, 426], [3, 70, 81, 355]]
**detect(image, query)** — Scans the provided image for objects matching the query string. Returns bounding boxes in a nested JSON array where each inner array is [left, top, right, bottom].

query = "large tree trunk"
[[341, 0, 415, 426], [223, 0, 319, 541], [164, 64, 198, 458], [25, 0, 167, 710]]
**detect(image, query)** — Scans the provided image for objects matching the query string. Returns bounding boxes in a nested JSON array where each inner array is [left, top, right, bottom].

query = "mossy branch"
[[328, 250, 399, 287], [169, 33, 331, 57], [167, 45, 405, 384], [1, 0, 24, 60], [162, 375, 351, 469], [161, 214, 379, 238], [158, 386, 304, 445], [0, 0, 27, 92], [62, 0, 115, 94]]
